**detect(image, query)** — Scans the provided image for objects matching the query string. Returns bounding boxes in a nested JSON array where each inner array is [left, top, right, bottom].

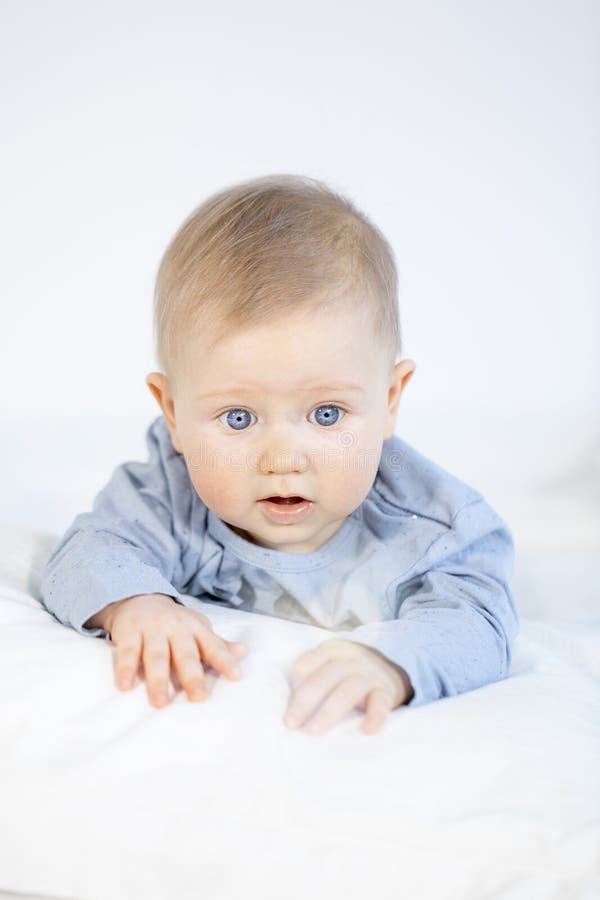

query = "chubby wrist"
[[85, 604, 114, 632], [85, 593, 176, 634], [348, 641, 415, 706], [85, 598, 128, 632], [394, 664, 415, 705]]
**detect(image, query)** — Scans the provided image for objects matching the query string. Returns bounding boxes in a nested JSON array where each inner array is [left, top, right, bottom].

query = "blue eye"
[[218, 404, 345, 431], [219, 408, 256, 431], [309, 405, 345, 427]]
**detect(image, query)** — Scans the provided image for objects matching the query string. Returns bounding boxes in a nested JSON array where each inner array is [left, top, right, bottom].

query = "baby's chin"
[[228, 523, 309, 552], [229, 524, 257, 544]]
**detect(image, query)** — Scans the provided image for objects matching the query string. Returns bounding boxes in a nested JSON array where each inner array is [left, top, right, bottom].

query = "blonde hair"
[[152, 173, 402, 382]]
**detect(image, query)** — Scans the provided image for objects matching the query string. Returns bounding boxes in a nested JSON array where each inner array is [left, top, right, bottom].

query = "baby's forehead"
[[174, 303, 386, 385], [192, 316, 378, 354], [180, 363, 384, 414]]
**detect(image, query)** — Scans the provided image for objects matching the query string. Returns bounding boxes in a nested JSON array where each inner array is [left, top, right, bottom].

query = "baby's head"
[[146, 174, 415, 553]]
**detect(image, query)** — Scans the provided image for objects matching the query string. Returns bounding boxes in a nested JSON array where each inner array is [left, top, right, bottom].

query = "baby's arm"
[[347, 496, 521, 708], [284, 497, 519, 733], [39, 418, 248, 705], [40, 418, 191, 638]]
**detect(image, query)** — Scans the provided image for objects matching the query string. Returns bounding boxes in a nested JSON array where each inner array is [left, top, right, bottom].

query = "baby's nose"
[[258, 447, 311, 475]]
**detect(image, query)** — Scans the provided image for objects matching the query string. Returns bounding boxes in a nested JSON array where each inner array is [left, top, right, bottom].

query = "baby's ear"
[[145, 371, 170, 414], [384, 360, 416, 438], [145, 372, 183, 453]]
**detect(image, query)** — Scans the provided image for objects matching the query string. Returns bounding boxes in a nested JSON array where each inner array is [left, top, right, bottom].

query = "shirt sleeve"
[[347, 497, 521, 708], [39, 418, 191, 640]]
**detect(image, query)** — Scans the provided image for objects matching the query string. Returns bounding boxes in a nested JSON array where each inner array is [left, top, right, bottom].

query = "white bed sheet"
[[0, 526, 598, 900]]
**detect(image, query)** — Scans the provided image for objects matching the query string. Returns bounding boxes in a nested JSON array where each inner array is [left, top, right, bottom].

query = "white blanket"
[[0, 527, 598, 900]]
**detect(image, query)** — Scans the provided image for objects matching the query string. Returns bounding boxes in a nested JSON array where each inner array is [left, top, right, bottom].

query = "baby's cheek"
[[337, 448, 380, 498], [186, 463, 244, 514], [206, 478, 239, 513]]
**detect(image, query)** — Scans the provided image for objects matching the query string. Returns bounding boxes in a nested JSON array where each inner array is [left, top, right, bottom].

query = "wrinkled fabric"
[[39, 415, 520, 707]]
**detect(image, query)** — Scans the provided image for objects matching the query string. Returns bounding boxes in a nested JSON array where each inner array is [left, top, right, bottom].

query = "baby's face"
[[147, 301, 414, 553]]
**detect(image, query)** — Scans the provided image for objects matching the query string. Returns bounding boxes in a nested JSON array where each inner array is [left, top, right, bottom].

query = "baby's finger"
[[298, 675, 371, 736], [142, 631, 172, 707], [289, 642, 335, 692], [362, 687, 395, 735], [194, 629, 243, 680], [114, 630, 143, 690], [169, 630, 208, 702], [284, 660, 347, 729]]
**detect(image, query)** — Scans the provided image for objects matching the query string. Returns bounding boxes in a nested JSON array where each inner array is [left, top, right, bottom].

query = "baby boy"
[[40, 173, 520, 736]]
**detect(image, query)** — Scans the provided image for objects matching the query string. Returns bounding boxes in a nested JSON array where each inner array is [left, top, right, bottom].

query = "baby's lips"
[[262, 495, 309, 503]]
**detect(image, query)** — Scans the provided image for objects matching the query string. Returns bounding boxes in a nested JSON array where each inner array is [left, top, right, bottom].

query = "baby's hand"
[[284, 639, 412, 736], [100, 593, 248, 708]]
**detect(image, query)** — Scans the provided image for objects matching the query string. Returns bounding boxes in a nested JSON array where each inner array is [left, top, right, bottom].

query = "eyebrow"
[[196, 382, 366, 400]]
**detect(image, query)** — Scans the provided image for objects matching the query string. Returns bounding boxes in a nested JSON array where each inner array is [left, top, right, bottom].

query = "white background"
[[1, 0, 598, 554]]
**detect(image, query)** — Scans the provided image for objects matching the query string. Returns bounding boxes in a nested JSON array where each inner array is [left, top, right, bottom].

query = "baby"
[[40, 173, 520, 736]]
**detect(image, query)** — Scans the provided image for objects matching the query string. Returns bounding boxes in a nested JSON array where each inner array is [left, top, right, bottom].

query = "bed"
[[0, 411, 598, 900]]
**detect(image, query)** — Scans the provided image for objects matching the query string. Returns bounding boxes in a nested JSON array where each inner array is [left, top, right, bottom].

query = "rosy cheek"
[[338, 451, 379, 497], [190, 470, 241, 511]]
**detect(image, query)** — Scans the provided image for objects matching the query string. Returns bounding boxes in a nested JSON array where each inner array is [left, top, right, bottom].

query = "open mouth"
[[258, 496, 314, 524]]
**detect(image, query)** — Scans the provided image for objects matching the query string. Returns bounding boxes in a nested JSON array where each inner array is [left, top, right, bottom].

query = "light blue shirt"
[[39, 415, 520, 707]]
